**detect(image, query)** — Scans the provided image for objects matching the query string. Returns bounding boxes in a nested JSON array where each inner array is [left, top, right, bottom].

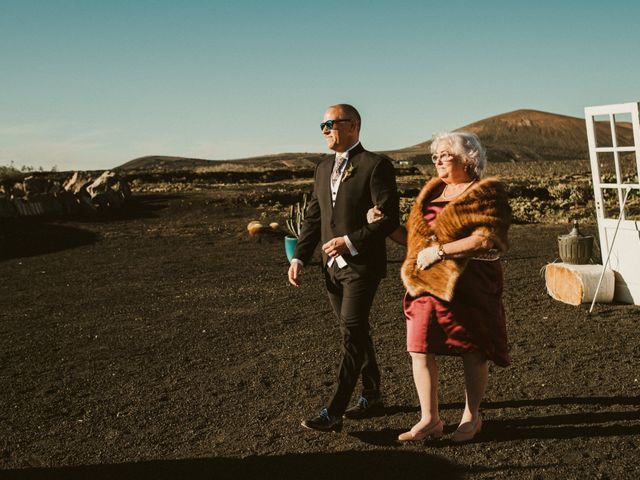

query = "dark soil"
[[1, 192, 639, 480]]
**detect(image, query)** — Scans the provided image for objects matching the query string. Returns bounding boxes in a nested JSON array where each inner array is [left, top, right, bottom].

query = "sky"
[[1, 0, 640, 171]]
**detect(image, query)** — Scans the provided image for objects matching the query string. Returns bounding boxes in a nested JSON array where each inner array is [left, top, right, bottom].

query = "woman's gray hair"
[[430, 131, 486, 179]]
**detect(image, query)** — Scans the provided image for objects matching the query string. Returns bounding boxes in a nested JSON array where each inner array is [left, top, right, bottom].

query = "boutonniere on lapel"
[[342, 163, 356, 182]]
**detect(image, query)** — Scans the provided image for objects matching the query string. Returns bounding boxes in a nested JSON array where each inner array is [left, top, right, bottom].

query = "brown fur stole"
[[401, 176, 511, 302]]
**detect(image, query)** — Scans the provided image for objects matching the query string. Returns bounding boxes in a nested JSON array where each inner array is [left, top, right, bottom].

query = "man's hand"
[[322, 237, 348, 258], [366, 206, 384, 224], [288, 261, 302, 287]]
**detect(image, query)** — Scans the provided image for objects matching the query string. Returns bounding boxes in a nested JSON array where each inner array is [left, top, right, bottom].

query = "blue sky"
[[1, 0, 639, 170]]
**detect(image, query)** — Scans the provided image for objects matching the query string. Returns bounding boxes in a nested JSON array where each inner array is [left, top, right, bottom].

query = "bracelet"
[[437, 245, 446, 260]]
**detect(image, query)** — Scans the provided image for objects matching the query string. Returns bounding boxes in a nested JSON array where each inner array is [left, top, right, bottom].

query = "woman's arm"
[[367, 206, 407, 246], [416, 233, 495, 269], [440, 233, 494, 259], [388, 225, 408, 246]]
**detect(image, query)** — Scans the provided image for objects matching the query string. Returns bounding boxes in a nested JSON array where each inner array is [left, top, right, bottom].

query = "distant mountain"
[[118, 153, 325, 171], [117, 109, 631, 170], [118, 156, 213, 170], [386, 109, 633, 162]]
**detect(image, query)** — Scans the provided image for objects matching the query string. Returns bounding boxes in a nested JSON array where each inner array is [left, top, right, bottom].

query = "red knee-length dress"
[[404, 201, 510, 367]]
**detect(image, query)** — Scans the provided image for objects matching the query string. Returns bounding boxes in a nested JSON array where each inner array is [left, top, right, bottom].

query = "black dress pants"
[[324, 263, 381, 417]]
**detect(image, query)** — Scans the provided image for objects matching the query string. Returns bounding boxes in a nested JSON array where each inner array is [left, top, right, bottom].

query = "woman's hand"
[[416, 246, 440, 270], [367, 205, 408, 246], [366, 206, 384, 224]]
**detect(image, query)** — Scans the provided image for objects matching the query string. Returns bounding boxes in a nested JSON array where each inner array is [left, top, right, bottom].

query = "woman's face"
[[432, 143, 470, 184]]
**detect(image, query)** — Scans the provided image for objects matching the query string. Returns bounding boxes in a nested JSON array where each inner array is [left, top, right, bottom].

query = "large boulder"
[[78, 193, 97, 214], [55, 190, 81, 216], [1, 182, 14, 196], [23, 176, 50, 197], [63, 172, 93, 195], [48, 181, 63, 195], [10, 182, 25, 198], [87, 171, 130, 208], [113, 176, 132, 200]]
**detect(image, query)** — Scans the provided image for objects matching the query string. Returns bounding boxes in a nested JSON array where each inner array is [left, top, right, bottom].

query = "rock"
[[113, 176, 132, 200], [0, 170, 130, 219], [77, 192, 97, 213], [87, 171, 130, 208], [23, 176, 50, 197], [56, 190, 80, 216], [10, 182, 25, 198], [63, 172, 93, 195], [48, 181, 63, 195]]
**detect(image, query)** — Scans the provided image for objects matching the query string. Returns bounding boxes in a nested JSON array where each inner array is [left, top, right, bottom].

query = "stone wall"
[[0, 171, 131, 218]]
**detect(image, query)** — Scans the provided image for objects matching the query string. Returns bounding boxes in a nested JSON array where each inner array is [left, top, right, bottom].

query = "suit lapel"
[[333, 143, 364, 209], [317, 155, 334, 213]]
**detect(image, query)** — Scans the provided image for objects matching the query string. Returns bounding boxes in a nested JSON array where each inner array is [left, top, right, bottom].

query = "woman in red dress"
[[368, 131, 511, 442]]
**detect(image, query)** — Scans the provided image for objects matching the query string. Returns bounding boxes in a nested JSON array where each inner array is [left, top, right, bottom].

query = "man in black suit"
[[288, 104, 399, 432]]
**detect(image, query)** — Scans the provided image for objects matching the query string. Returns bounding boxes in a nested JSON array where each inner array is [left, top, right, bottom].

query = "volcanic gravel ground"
[[1, 192, 639, 479]]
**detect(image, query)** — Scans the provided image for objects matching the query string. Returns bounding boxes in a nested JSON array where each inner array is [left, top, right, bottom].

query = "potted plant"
[[284, 193, 307, 262]]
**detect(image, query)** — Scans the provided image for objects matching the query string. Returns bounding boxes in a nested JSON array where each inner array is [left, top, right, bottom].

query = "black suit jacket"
[[294, 143, 400, 278]]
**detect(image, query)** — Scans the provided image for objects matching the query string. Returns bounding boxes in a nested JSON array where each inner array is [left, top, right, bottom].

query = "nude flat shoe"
[[398, 419, 444, 442], [451, 416, 482, 442]]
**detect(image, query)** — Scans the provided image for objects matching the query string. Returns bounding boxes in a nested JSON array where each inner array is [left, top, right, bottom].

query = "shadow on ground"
[[73, 193, 180, 223], [0, 221, 98, 262], [0, 451, 461, 480], [480, 395, 640, 442], [352, 395, 640, 446], [0, 194, 184, 261]]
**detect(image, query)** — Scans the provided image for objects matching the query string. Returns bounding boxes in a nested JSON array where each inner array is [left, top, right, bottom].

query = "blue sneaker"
[[301, 407, 343, 432], [343, 395, 384, 419]]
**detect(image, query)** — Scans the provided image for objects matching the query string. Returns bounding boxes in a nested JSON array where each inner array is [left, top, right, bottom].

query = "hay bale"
[[545, 263, 614, 305]]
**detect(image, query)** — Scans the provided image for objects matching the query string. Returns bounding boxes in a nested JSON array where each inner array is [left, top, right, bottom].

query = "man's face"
[[321, 107, 358, 153]]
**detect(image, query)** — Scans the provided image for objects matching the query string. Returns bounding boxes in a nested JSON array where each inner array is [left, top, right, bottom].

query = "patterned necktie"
[[331, 155, 346, 185]]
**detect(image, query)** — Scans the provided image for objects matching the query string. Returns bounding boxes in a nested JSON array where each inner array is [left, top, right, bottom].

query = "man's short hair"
[[331, 103, 361, 132]]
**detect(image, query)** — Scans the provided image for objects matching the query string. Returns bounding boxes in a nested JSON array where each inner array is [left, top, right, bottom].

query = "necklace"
[[442, 180, 475, 200]]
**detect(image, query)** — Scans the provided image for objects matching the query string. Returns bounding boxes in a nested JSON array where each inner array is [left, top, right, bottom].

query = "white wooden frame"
[[585, 102, 640, 304]]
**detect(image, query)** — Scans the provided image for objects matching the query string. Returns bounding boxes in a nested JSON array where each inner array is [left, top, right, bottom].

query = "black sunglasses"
[[320, 119, 351, 131]]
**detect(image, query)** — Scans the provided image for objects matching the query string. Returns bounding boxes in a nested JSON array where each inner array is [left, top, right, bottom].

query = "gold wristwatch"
[[437, 245, 446, 260]]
